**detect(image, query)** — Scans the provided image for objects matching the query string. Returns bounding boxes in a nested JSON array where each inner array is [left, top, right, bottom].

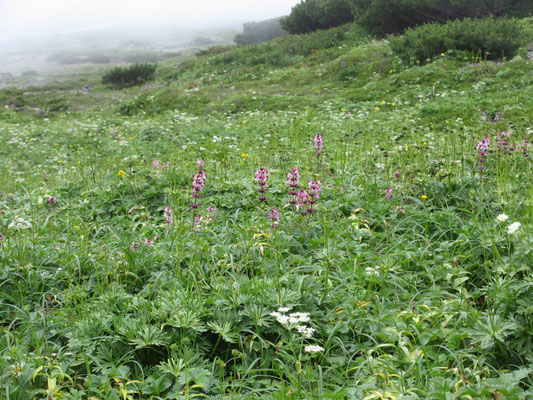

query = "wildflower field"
[[1, 22, 533, 400]]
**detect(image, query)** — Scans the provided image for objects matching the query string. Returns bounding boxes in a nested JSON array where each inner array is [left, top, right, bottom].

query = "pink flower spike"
[[314, 134, 323, 157], [254, 167, 270, 202]]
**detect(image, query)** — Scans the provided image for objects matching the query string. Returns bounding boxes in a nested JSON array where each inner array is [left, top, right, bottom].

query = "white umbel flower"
[[304, 345, 324, 353], [296, 325, 315, 338], [507, 222, 521, 234], [496, 214, 508, 222]]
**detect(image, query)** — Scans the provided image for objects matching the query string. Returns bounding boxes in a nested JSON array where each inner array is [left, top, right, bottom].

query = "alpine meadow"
[[1, 1, 533, 399]]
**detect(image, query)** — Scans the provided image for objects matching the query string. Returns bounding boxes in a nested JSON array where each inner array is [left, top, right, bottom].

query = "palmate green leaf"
[[158, 357, 185, 378], [167, 309, 207, 333], [142, 374, 173, 395], [241, 302, 271, 327], [467, 312, 518, 350], [178, 367, 211, 388], [123, 324, 170, 349], [207, 321, 237, 343]]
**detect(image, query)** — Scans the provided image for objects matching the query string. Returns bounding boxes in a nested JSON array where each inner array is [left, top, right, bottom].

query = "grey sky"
[[0, 0, 301, 38]]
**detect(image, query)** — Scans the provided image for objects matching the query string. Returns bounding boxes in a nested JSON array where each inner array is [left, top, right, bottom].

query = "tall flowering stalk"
[[163, 206, 174, 233], [314, 134, 323, 158], [497, 131, 511, 154], [254, 167, 269, 202], [191, 171, 206, 208], [190, 160, 207, 229], [307, 180, 322, 214], [286, 167, 301, 206], [475, 136, 491, 171], [191, 160, 206, 209], [269, 209, 280, 231], [297, 180, 322, 215], [522, 139, 530, 157]]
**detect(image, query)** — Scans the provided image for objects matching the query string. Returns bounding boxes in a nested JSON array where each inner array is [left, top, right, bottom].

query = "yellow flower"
[[423, 142, 427, 145], [241, 153, 249, 158], [391, 102, 396, 106], [242, 120, 247, 124], [441, 53, 445, 57], [389, 69, 393, 74], [375, 107, 380, 111], [341, 108, 346, 112], [380, 101, 386, 105], [446, 120, 450, 124], [118, 170, 126, 179], [421, 195, 428, 200]]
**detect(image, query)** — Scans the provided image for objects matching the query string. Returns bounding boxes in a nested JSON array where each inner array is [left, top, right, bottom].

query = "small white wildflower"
[[496, 214, 508, 223], [375, 163, 385, 169], [278, 307, 291, 313], [296, 325, 315, 338], [289, 312, 310, 323], [276, 315, 289, 324], [270, 311, 281, 318], [8, 216, 32, 230], [288, 316, 299, 324], [304, 345, 324, 353], [507, 222, 521, 234]]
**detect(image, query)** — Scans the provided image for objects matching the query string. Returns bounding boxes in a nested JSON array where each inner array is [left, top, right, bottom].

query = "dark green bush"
[[102, 63, 157, 89], [349, 0, 533, 35], [234, 17, 288, 45], [46, 98, 70, 112], [389, 17, 525, 64], [280, 0, 353, 34]]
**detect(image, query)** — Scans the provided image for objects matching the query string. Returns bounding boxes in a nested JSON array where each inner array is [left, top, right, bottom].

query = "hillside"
[[1, 19, 533, 400]]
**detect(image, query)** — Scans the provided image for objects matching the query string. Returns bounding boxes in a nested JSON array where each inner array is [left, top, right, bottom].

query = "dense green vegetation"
[[234, 18, 288, 45], [349, 0, 533, 35], [390, 17, 525, 64], [280, 0, 353, 34], [102, 63, 158, 89], [1, 15, 533, 400]]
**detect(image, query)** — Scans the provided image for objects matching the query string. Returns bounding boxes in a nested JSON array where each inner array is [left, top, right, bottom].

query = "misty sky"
[[0, 0, 302, 38]]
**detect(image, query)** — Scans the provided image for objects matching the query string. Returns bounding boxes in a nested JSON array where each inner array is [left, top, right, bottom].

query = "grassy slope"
[[0, 20, 533, 400]]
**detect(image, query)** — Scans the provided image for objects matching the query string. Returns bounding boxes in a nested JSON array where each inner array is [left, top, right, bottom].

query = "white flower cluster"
[[8, 216, 32, 230], [270, 308, 310, 325], [296, 325, 315, 338], [496, 213, 509, 222], [365, 265, 380, 277], [270, 307, 318, 340], [496, 215, 522, 234], [304, 345, 324, 353], [507, 222, 521, 234]]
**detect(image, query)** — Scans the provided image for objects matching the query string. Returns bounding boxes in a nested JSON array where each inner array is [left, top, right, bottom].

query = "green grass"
[[0, 20, 532, 400]]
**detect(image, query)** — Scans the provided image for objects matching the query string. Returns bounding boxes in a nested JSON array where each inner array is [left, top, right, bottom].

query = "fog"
[[0, 0, 301, 74], [0, 0, 300, 39]]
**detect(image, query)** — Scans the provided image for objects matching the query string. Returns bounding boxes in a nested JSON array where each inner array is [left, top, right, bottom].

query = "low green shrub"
[[102, 63, 157, 89], [390, 17, 524, 64], [349, 0, 533, 35], [234, 17, 288, 45], [46, 98, 70, 112], [280, 0, 353, 34]]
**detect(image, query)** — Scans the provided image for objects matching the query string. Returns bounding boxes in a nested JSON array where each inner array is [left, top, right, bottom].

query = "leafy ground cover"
[[0, 20, 532, 400]]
